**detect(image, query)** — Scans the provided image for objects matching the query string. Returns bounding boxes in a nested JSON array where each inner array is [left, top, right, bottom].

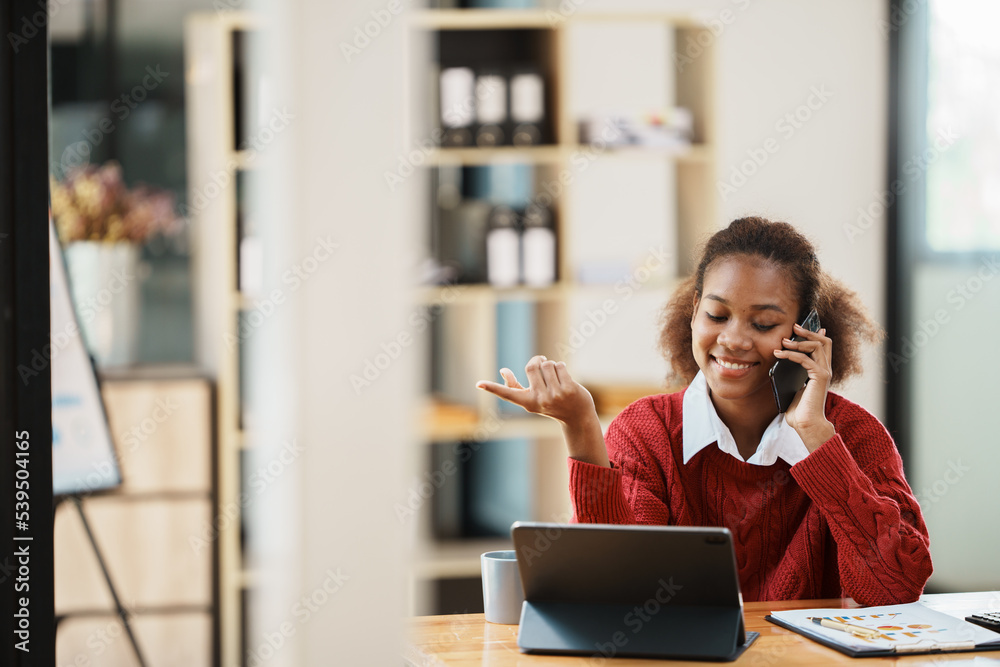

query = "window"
[[925, 0, 1000, 252]]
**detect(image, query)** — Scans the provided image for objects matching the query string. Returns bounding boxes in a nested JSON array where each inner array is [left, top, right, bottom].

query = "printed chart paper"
[[769, 602, 1000, 653]]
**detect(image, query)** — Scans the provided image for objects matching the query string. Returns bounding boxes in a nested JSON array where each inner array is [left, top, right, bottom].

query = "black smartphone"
[[769, 308, 821, 413]]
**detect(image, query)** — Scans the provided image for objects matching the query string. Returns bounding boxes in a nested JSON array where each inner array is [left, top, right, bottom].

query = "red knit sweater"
[[568, 390, 932, 606]]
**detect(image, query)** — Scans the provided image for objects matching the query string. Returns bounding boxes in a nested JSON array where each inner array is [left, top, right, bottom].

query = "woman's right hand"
[[476, 356, 610, 467], [476, 355, 594, 423]]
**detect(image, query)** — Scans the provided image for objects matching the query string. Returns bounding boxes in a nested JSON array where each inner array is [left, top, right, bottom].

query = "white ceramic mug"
[[481, 550, 524, 624]]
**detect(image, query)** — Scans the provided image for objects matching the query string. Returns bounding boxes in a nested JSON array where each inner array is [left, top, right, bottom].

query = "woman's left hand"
[[773, 325, 836, 452]]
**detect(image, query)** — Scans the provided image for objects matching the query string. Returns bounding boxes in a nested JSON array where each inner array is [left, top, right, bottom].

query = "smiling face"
[[691, 255, 800, 418]]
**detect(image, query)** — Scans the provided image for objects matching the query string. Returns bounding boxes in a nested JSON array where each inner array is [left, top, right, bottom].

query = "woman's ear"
[[690, 292, 699, 327]]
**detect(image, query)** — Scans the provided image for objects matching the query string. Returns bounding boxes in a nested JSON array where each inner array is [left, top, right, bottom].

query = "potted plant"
[[50, 161, 181, 367]]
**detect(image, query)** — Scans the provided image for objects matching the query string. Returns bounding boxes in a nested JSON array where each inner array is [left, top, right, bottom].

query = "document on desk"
[[766, 602, 1000, 657]]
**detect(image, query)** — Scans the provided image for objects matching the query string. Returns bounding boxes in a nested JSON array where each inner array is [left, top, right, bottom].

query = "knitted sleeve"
[[568, 398, 673, 526], [790, 399, 933, 605]]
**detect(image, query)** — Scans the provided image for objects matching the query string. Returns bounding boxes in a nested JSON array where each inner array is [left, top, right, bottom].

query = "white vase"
[[63, 241, 142, 368]]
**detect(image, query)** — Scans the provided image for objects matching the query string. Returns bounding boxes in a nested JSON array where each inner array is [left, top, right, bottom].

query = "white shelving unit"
[[408, 8, 718, 613], [185, 11, 260, 667]]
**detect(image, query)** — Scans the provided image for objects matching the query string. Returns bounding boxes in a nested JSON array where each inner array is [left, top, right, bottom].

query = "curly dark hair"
[[659, 216, 883, 386]]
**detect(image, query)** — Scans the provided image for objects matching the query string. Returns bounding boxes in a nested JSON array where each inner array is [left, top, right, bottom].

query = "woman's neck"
[[710, 391, 779, 460]]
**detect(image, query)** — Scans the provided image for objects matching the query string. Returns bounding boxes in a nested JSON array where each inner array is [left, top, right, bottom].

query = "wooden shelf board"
[[413, 558, 484, 580], [239, 568, 258, 589], [421, 400, 478, 436], [232, 149, 260, 171], [571, 143, 712, 163], [567, 12, 707, 28], [425, 145, 564, 166], [416, 279, 689, 306], [415, 283, 568, 306], [411, 9, 708, 30], [98, 364, 209, 382], [568, 275, 685, 296], [186, 10, 262, 33], [411, 9, 555, 30], [587, 382, 681, 419], [423, 144, 711, 167], [423, 415, 561, 442], [413, 537, 512, 579], [493, 416, 562, 439], [422, 383, 688, 440]]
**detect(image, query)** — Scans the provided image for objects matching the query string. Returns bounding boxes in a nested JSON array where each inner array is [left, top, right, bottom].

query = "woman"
[[476, 217, 932, 605]]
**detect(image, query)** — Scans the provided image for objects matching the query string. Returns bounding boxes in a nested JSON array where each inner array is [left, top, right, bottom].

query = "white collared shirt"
[[681, 371, 810, 466]]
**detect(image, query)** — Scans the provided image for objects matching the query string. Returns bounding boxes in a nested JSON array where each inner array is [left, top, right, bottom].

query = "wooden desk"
[[405, 592, 1000, 666]]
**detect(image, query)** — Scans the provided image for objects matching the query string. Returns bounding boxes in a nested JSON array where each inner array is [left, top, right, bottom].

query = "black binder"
[[511, 522, 759, 661]]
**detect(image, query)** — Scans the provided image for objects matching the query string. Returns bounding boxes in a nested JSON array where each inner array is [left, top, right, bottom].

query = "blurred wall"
[[248, 1, 419, 665]]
